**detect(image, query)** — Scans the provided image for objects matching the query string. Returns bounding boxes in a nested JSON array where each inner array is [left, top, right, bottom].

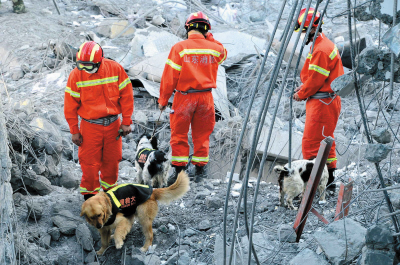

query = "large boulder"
[[52, 210, 78, 235], [365, 144, 391, 163], [24, 170, 52, 195], [314, 219, 367, 264], [289, 248, 329, 265], [76, 223, 94, 251], [97, 19, 135, 39]]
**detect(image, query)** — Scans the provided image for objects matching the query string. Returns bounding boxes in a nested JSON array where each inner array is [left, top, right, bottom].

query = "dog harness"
[[136, 148, 155, 169], [104, 183, 153, 226]]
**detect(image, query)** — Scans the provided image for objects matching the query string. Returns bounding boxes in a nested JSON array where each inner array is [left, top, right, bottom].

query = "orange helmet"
[[185, 11, 211, 31], [295, 7, 322, 32], [76, 41, 103, 71]]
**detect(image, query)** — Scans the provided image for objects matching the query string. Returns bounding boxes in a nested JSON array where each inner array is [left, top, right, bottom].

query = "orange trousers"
[[78, 119, 122, 195], [302, 96, 341, 169], [170, 91, 215, 167]]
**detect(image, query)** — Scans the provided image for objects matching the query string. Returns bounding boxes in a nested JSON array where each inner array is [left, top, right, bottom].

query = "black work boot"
[[194, 165, 207, 183], [84, 194, 95, 201], [168, 165, 186, 186], [327, 168, 336, 193]]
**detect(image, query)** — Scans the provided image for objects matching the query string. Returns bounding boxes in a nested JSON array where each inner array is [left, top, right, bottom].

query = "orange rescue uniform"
[[64, 58, 133, 194], [297, 33, 343, 169], [158, 33, 227, 167]]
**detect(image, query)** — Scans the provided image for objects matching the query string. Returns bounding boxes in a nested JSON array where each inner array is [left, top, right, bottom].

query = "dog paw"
[[115, 240, 124, 249], [140, 246, 148, 253], [97, 248, 106, 255]]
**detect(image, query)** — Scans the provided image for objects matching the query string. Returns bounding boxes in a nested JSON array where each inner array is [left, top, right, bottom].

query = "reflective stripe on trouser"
[[78, 119, 122, 195], [170, 91, 215, 167], [302, 96, 341, 170]]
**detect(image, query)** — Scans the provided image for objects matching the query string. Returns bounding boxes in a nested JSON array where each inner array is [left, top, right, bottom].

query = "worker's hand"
[[119, 124, 132, 136], [72, 133, 83, 146], [294, 86, 302, 93], [158, 104, 167, 111], [293, 93, 303, 102]]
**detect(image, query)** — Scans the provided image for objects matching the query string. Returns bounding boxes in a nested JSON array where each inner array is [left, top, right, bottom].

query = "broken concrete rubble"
[[289, 248, 329, 265], [365, 143, 391, 163], [314, 218, 367, 264]]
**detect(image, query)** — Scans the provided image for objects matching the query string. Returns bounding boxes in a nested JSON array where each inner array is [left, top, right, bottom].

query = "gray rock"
[[177, 252, 190, 265], [134, 111, 148, 125], [39, 233, 51, 249], [27, 201, 43, 220], [356, 47, 381, 75], [32, 163, 46, 175], [184, 228, 197, 237], [165, 250, 188, 265], [76, 223, 94, 251], [85, 251, 96, 264], [198, 219, 211, 231], [45, 140, 63, 155], [144, 254, 161, 265], [52, 210, 78, 235], [12, 99, 34, 115], [158, 225, 169, 234], [195, 190, 211, 200], [314, 218, 367, 265], [277, 224, 297, 243], [11, 68, 24, 81], [48, 227, 60, 241], [289, 248, 329, 265], [87, 263, 100, 265], [365, 144, 391, 163], [358, 246, 395, 265], [151, 15, 165, 26], [365, 225, 394, 250], [205, 196, 223, 209], [331, 72, 355, 97], [24, 170, 52, 195], [59, 169, 80, 189], [371, 128, 392, 144], [388, 188, 400, 210], [125, 255, 144, 265], [241, 233, 273, 263]]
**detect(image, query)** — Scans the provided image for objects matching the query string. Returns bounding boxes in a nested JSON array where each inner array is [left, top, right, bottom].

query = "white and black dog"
[[134, 133, 170, 188], [273, 159, 328, 210]]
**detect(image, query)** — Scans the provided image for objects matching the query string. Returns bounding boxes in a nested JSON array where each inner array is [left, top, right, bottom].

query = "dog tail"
[[152, 171, 190, 204]]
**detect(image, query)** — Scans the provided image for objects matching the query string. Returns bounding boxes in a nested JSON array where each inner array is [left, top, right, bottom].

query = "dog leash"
[[150, 110, 163, 141]]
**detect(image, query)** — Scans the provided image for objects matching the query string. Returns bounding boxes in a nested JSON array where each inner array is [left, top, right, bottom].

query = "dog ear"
[[150, 136, 158, 150], [305, 162, 314, 172], [274, 165, 285, 173], [100, 194, 112, 216]]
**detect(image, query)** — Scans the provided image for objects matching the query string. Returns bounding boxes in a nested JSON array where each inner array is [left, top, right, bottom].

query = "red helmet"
[[185, 11, 211, 31], [76, 41, 103, 71], [295, 8, 322, 32]]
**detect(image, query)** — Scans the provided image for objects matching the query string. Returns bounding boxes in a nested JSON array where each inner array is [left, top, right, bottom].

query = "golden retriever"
[[80, 171, 189, 255]]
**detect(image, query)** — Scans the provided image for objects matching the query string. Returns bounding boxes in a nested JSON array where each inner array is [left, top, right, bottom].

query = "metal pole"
[[222, 1, 289, 264], [389, 0, 398, 100], [52, 0, 61, 15]]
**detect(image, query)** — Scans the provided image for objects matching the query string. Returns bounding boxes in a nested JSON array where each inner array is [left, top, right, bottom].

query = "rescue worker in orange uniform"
[[64, 41, 133, 200], [293, 8, 343, 192], [158, 11, 227, 184]]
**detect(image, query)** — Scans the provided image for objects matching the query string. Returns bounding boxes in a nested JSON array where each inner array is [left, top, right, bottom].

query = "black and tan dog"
[[80, 171, 189, 255]]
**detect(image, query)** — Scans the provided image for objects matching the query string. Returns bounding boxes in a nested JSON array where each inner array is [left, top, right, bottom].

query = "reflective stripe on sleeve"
[[179, 49, 221, 57], [327, 157, 337, 163], [65, 87, 80, 98], [118, 77, 131, 91], [171, 156, 189, 163], [76, 76, 118, 88], [217, 48, 227, 65], [329, 46, 338, 60], [309, 64, 330, 76], [166, 59, 182, 71], [192, 156, 209, 163], [307, 53, 312, 60]]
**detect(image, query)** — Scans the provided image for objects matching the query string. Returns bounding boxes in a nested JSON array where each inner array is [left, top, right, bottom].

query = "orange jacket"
[[64, 58, 133, 134], [158, 33, 227, 106], [297, 33, 344, 99]]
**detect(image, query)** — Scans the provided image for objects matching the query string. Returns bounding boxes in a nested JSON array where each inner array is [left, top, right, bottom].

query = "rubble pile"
[[1, 0, 400, 264]]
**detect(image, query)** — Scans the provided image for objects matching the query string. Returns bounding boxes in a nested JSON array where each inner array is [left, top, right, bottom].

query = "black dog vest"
[[136, 148, 155, 169], [104, 184, 153, 226]]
